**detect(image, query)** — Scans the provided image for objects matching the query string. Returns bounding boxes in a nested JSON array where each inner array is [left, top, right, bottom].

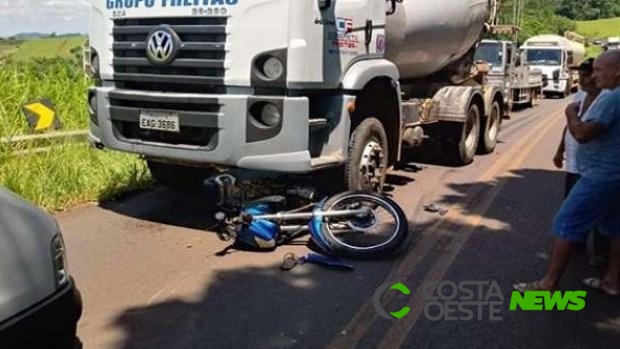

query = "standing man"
[[514, 50, 620, 296], [553, 58, 600, 197], [553, 58, 609, 263]]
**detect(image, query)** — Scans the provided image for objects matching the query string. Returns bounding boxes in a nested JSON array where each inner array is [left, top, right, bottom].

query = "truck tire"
[[479, 100, 501, 154], [147, 160, 215, 189], [562, 83, 571, 99], [442, 102, 480, 166], [345, 118, 389, 192], [526, 89, 539, 108]]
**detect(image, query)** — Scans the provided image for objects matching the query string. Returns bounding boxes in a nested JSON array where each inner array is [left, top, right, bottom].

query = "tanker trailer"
[[521, 33, 586, 98], [88, 0, 504, 193]]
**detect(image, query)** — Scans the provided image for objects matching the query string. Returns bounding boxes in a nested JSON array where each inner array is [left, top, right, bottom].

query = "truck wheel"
[[526, 89, 539, 108], [479, 100, 501, 154], [345, 117, 388, 192], [562, 84, 571, 99], [147, 160, 215, 189], [443, 102, 480, 166]]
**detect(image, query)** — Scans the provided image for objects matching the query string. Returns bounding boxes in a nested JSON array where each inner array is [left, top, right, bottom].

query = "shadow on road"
[[105, 167, 620, 349], [111, 260, 396, 349], [97, 165, 419, 233]]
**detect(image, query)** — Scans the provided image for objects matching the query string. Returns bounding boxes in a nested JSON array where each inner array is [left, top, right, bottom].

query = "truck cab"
[[475, 39, 542, 109], [520, 34, 584, 98], [88, 0, 502, 192]]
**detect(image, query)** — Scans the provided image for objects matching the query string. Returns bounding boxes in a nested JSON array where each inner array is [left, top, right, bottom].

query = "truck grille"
[[113, 17, 227, 93], [109, 92, 220, 149]]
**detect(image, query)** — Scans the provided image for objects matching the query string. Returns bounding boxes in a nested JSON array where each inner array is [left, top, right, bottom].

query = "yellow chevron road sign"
[[21, 99, 61, 132]]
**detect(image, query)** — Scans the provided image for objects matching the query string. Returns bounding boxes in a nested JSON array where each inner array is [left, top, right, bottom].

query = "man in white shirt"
[[554, 58, 601, 197]]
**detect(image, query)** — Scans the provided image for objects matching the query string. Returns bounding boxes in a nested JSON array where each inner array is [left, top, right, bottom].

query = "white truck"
[[475, 39, 543, 111], [88, 0, 506, 192], [605, 37, 619, 51], [520, 33, 586, 98]]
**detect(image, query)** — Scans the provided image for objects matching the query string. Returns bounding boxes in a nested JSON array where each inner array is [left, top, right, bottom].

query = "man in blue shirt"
[[515, 50, 620, 296]]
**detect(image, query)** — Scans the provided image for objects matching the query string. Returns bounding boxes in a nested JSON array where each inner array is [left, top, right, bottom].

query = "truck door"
[[321, 0, 384, 85]]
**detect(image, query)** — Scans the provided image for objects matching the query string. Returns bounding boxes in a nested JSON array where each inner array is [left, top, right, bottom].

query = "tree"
[[493, 0, 576, 44], [556, 0, 620, 20]]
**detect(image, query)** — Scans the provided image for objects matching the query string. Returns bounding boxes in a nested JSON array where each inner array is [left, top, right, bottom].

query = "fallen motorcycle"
[[209, 174, 408, 260]]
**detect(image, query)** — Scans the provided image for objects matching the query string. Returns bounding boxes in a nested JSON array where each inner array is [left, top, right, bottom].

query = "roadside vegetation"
[[0, 45, 152, 211]]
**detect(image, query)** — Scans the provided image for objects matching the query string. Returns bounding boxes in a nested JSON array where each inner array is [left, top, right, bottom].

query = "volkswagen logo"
[[146, 26, 180, 64]]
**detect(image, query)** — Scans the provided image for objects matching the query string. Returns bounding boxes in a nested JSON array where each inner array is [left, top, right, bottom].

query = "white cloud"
[[0, 0, 90, 37]]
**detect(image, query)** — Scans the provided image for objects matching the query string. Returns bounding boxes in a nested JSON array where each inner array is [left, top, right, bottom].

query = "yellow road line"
[[376, 108, 565, 349], [327, 106, 565, 349]]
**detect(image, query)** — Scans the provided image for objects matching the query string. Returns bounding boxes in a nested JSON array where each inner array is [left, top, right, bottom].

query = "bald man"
[[515, 50, 620, 296]]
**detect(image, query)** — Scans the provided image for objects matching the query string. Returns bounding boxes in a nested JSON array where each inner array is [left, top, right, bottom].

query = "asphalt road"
[[57, 97, 620, 349]]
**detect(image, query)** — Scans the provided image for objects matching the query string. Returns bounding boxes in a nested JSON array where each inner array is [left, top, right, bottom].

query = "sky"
[[0, 0, 90, 37]]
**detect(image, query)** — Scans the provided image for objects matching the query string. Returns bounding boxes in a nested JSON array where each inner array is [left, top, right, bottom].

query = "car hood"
[[0, 188, 58, 325]]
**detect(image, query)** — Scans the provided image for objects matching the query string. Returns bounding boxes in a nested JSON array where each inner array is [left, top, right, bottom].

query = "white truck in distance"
[[88, 0, 506, 191], [520, 33, 585, 98]]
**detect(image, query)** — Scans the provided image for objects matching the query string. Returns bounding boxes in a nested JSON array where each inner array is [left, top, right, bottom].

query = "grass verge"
[[0, 144, 154, 211], [1, 58, 154, 211]]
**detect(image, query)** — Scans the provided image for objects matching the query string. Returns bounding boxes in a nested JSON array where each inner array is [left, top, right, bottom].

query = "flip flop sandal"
[[582, 277, 620, 297], [513, 281, 552, 294]]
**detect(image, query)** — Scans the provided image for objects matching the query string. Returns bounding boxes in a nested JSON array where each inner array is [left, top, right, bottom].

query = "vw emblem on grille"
[[146, 26, 179, 64]]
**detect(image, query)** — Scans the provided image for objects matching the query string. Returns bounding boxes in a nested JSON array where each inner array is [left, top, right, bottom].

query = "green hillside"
[[8, 36, 86, 62], [576, 17, 620, 38], [575, 17, 620, 57]]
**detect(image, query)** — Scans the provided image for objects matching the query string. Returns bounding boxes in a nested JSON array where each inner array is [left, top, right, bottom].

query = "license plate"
[[139, 112, 180, 132]]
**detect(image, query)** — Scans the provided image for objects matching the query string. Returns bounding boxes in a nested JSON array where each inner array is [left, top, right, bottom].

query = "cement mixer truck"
[[88, 0, 505, 192], [521, 33, 586, 98]]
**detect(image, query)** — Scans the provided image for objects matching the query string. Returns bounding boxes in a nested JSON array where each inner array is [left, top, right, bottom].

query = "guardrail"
[[0, 130, 89, 155]]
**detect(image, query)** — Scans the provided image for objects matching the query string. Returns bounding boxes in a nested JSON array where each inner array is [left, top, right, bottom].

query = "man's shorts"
[[553, 176, 620, 242]]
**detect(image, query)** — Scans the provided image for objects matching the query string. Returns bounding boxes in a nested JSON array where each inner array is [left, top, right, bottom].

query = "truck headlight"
[[261, 57, 284, 81], [251, 49, 287, 87], [250, 102, 282, 128], [51, 234, 69, 288]]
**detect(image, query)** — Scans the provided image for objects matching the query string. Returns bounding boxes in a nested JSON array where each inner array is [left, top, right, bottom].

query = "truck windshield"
[[526, 49, 562, 66], [475, 43, 503, 66]]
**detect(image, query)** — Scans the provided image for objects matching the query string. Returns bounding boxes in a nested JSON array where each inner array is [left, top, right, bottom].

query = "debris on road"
[[280, 253, 354, 271], [424, 203, 449, 216]]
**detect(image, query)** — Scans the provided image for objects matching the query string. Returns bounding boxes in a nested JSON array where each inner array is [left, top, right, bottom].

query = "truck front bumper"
[[89, 87, 314, 173], [542, 78, 569, 94]]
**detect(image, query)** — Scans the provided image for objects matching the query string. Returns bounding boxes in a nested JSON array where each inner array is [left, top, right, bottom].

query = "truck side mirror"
[[387, 0, 403, 15], [318, 0, 331, 10]]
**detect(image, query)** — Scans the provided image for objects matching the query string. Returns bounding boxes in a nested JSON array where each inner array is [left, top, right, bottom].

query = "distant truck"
[[521, 33, 585, 98], [475, 39, 543, 111], [605, 37, 619, 50]]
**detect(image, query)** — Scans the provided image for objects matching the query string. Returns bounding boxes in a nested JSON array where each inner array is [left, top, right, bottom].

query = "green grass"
[[586, 44, 603, 58], [575, 17, 620, 58], [0, 59, 153, 211], [0, 59, 90, 136], [576, 17, 620, 39], [0, 43, 19, 60], [0, 144, 153, 211], [9, 36, 85, 62]]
